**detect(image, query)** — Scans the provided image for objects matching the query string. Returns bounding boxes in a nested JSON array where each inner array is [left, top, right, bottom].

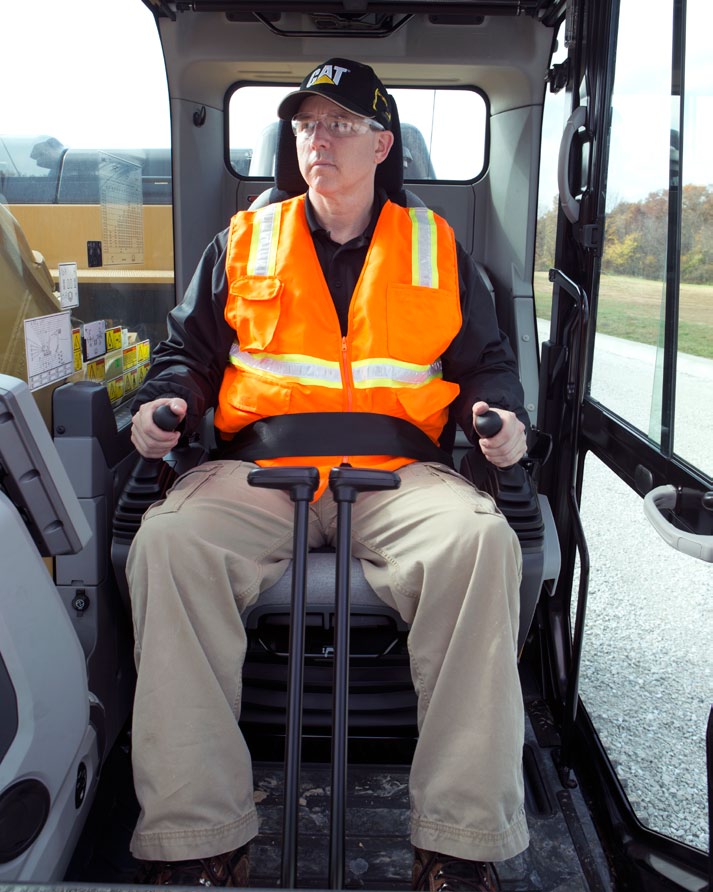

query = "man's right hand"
[[131, 397, 187, 460]]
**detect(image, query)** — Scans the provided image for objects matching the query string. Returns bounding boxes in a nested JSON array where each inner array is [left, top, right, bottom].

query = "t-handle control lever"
[[246, 465, 320, 890], [326, 465, 400, 889]]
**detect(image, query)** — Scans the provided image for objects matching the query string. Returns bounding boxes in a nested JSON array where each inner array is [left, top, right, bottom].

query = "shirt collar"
[[305, 189, 388, 245]]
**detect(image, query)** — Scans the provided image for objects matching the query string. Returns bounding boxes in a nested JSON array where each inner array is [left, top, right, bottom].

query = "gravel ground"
[[550, 326, 713, 854]]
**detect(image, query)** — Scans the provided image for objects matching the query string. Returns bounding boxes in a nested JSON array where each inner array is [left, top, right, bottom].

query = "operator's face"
[[294, 96, 394, 200]]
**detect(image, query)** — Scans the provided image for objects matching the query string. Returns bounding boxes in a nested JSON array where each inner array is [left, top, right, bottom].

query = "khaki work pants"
[[127, 459, 528, 863]]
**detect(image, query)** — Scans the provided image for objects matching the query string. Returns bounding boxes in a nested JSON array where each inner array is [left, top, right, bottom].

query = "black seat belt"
[[217, 412, 454, 467]]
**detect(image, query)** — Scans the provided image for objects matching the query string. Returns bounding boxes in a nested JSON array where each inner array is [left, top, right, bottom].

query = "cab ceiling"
[[144, 0, 565, 26], [145, 0, 562, 111]]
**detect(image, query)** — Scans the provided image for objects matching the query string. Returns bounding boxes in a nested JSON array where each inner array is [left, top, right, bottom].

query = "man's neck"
[[308, 188, 375, 245]]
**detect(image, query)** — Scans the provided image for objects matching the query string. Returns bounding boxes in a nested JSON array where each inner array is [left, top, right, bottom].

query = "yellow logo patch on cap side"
[[372, 87, 391, 122]]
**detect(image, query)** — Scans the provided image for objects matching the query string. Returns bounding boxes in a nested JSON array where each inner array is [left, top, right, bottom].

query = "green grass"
[[533, 271, 713, 360]]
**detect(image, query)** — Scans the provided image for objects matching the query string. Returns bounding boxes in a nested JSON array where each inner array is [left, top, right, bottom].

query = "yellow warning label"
[[72, 328, 83, 371], [124, 367, 141, 394], [105, 326, 123, 352], [106, 375, 125, 403], [86, 357, 106, 382], [123, 345, 138, 371]]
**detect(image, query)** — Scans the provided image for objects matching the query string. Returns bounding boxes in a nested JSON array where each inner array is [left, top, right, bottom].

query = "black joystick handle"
[[133, 404, 182, 468], [153, 403, 182, 431], [474, 409, 503, 439], [474, 409, 523, 476]]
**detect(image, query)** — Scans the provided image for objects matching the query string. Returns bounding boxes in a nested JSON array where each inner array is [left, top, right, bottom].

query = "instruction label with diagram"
[[24, 311, 74, 391], [58, 262, 79, 309], [99, 152, 145, 266]]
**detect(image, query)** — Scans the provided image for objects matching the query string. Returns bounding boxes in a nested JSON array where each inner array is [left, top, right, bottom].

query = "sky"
[[1, 0, 710, 208]]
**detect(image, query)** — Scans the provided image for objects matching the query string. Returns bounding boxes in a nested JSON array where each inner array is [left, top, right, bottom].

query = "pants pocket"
[[418, 461, 500, 514], [144, 463, 227, 517]]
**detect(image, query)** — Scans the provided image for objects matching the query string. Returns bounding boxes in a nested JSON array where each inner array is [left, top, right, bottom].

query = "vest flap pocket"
[[229, 368, 292, 417], [396, 377, 460, 426], [227, 276, 284, 352], [386, 283, 461, 364]]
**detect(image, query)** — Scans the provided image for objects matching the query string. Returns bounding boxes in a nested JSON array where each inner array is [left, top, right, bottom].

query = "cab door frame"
[[535, 0, 711, 888]]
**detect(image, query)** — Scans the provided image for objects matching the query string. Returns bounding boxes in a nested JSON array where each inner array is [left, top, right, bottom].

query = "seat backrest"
[[250, 94, 424, 209], [400, 123, 436, 179]]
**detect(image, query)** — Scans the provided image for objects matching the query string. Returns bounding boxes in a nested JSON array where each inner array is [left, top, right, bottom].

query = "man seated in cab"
[[128, 58, 529, 891]]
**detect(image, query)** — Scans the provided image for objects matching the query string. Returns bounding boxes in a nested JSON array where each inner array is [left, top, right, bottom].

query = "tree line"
[[535, 184, 713, 284]]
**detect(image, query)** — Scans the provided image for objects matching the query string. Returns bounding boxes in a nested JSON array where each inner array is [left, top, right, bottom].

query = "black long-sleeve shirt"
[[132, 192, 528, 450]]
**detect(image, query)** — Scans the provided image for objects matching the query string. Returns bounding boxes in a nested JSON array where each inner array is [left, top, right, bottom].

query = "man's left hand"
[[472, 400, 527, 468]]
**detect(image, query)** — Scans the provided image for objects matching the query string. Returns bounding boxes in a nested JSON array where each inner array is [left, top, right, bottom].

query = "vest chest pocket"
[[386, 284, 462, 365], [226, 276, 284, 352]]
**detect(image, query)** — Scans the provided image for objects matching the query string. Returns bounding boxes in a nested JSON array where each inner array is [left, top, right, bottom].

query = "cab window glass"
[[675, 0, 713, 477], [575, 0, 712, 855], [591, 0, 712, 478], [0, 0, 173, 417], [228, 85, 487, 181], [575, 451, 711, 852]]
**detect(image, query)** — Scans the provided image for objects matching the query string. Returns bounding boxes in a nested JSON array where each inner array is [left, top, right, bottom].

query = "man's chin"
[[306, 175, 341, 197], [308, 165, 337, 180]]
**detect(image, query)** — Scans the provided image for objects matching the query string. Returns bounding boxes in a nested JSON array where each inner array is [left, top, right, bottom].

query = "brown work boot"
[[134, 843, 250, 886], [412, 848, 500, 892]]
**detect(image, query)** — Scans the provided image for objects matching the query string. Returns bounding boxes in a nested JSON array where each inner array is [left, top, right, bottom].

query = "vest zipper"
[[340, 336, 353, 464]]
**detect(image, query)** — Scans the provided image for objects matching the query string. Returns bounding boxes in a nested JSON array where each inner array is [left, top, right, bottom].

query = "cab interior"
[[1, 1, 711, 891]]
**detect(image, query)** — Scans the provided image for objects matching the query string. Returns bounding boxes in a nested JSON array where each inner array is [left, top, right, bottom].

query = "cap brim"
[[277, 89, 374, 122]]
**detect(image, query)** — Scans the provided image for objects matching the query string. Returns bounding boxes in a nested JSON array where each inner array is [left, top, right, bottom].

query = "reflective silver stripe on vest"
[[247, 203, 281, 276], [229, 343, 342, 388], [230, 345, 442, 391], [409, 206, 439, 288], [352, 358, 442, 388]]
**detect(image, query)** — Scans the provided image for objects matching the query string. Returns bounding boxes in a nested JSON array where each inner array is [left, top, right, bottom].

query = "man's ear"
[[374, 129, 395, 164]]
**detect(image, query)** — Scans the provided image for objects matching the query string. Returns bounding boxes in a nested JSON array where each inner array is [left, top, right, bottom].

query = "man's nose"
[[307, 119, 333, 144]]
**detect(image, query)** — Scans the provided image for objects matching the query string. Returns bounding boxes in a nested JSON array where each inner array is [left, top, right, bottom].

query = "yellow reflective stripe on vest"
[[247, 202, 437, 284], [229, 343, 342, 388], [409, 207, 439, 288], [352, 357, 443, 389], [247, 203, 282, 276]]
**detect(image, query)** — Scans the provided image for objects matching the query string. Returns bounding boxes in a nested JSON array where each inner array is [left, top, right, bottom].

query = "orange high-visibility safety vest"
[[215, 194, 462, 497]]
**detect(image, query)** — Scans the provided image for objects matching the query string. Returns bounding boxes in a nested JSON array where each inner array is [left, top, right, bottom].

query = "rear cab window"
[[227, 85, 488, 182]]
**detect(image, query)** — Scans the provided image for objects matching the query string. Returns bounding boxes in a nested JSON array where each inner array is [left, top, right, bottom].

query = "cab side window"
[[0, 1, 173, 413]]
